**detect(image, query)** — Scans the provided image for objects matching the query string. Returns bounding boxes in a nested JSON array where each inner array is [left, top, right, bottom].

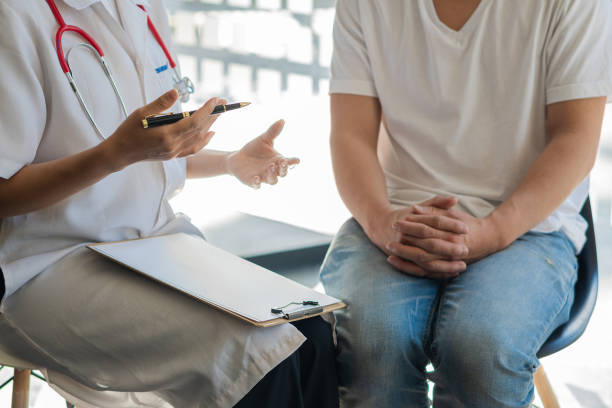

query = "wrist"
[[484, 211, 513, 251], [224, 151, 238, 176], [97, 139, 130, 173], [361, 203, 394, 238]]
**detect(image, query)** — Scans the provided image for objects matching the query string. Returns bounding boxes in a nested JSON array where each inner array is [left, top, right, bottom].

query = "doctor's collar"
[[62, 0, 151, 10]]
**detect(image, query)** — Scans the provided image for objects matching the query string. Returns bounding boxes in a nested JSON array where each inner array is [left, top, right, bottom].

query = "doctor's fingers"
[[177, 131, 216, 158], [138, 89, 179, 117], [278, 160, 289, 177], [142, 128, 199, 160], [153, 113, 218, 159], [249, 176, 262, 190], [172, 97, 221, 136], [277, 157, 300, 177], [262, 162, 279, 185], [263, 157, 299, 183]]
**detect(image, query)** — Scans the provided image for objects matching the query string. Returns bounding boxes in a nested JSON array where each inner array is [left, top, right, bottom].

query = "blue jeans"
[[320, 218, 578, 408]]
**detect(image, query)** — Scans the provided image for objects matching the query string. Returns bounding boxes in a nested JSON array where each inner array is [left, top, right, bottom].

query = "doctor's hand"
[[104, 89, 220, 170], [370, 196, 469, 279], [225, 120, 300, 189]]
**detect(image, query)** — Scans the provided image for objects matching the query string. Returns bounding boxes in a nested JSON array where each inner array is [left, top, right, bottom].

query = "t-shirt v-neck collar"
[[424, 0, 490, 38]]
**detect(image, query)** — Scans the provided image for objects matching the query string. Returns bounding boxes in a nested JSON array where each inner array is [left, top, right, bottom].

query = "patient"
[[320, 0, 612, 407]]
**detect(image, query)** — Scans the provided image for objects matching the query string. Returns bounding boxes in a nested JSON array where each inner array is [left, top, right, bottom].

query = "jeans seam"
[[423, 281, 446, 366]]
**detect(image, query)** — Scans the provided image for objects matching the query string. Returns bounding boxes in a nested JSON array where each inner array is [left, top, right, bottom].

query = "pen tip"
[[240, 102, 251, 107]]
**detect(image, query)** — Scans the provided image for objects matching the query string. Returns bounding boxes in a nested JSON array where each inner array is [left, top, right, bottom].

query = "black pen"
[[142, 102, 251, 128]]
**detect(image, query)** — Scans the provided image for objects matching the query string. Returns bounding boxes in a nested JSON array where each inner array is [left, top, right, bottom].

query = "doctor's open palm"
[[227, 119, 300, 189]]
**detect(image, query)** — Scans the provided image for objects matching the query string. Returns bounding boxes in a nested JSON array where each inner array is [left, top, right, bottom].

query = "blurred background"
[[166, 0, 343, 233], [1, 1, 610, 406]]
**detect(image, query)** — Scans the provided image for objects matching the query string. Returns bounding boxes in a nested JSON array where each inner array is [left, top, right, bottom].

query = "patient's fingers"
[[394, 220, 461, 242], [400, 235, 468, 260], [399, 214, 468, 234], [417, 195, 458, 210], [387, 256, 461, 279], [385, 242, 466, 274]]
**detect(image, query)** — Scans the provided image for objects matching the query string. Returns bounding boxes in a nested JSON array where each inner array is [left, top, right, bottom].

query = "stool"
[[0, 348, 73, 408]]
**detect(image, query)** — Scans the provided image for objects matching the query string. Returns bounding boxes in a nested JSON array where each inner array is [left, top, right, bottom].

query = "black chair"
[[534, 198, 599, 408]]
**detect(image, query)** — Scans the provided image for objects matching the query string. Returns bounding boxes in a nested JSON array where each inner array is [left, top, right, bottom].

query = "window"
[[168, 0, 347, 233]]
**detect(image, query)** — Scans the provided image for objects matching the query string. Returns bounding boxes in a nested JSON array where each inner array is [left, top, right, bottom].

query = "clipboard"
[[87, 233, 345, 327]]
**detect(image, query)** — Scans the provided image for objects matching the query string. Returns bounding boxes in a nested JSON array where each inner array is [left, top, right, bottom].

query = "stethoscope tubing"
[[45, 0, 192, 139], [64, 43, 129, 131], [46, 0, 105, 73], [137, 4, 176, 69]]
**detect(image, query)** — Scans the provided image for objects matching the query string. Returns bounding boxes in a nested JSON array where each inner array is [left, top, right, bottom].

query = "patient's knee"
[[432, 321, 537, 402]]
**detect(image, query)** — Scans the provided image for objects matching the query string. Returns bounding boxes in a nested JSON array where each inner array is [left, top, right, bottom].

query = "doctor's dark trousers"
[[0, 269, 4, 304], [235, 316, 339, 408]]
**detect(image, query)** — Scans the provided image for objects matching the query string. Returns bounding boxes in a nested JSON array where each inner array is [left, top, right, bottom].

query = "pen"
[[142, 102, 251, 128]]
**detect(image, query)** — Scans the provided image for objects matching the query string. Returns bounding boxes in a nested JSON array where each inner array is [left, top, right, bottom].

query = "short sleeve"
[[545, 0, 612, 105], [329, 0, 377, 97], [0, 4, 47, 179]]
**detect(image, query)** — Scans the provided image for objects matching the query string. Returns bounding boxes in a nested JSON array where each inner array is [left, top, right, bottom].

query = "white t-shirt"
[[330, 0, 612, 252]]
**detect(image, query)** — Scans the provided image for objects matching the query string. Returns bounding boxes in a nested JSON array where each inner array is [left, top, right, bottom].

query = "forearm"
[[0, 143, 118, 217], [331, 136, 392, 232], [489, 132, 600, 248], [186, 150, 233, 179], [487, 97, 606, 248], [330, 94, 390, 233]]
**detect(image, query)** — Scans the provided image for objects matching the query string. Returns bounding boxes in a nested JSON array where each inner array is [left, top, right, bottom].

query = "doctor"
[[0, 1, 338, 407]]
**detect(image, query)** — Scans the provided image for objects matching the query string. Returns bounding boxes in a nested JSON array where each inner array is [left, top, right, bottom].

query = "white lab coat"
[[0, 0, 304, 407]]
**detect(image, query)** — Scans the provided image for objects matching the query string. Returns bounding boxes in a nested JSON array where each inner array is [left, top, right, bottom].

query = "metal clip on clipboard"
[[271, 301, 324, 320]]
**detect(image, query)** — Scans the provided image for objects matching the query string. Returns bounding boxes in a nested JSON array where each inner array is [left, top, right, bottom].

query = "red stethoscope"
[[45, 0, 194, 138]]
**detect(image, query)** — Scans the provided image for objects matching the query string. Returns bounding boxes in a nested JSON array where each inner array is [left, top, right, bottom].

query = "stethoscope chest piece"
[[173, 73, 195, 103]]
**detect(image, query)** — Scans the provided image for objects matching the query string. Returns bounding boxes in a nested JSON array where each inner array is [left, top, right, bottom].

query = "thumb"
[[140, 89, 178, 117], [419, 195, 458, 210], [261, 119, 285, 144]]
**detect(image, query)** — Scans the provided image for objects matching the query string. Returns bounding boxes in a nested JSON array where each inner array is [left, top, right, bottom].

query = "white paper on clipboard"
[[87, 233, 345, 327]]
